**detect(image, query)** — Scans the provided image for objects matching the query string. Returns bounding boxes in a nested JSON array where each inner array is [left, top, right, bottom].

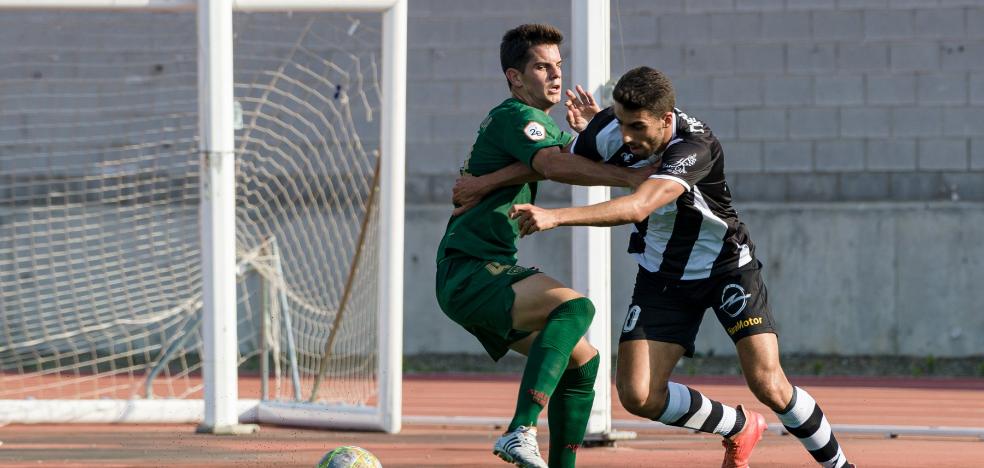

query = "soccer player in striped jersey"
[[464, 66, 854, 468]]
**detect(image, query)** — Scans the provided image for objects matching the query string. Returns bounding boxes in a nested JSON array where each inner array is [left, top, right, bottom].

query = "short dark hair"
[[500, 24, 564, 87], [612, 66, 675, 115]]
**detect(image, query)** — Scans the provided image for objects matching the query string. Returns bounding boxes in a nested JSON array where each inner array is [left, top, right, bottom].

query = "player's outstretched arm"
[[451, 146, 651, 216], [451, 162, 543, 216], [509, 178, 685, 236], [531, 146, 652, 189]]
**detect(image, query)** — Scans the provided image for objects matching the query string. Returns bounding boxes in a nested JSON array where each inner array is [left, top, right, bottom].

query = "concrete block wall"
[[405, 202, 984, 357], [402, 0, 984, 204], [402, 0, 984, 357], [1, 2, 982, 358]]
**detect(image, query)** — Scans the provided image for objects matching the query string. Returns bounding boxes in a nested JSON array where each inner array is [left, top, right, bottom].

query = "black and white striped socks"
[[656, 381, 746, 437], [776, 386, 851, 468]]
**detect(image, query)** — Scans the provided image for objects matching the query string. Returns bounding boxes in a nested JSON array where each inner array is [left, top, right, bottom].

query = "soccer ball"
[[316, 445, 382, 468]]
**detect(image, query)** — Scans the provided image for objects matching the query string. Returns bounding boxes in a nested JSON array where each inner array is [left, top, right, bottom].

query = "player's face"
[[613, 102, 673, 157], [508, 44, 563, 110]]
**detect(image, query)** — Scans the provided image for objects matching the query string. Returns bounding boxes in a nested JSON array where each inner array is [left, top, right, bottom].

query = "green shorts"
[[435, 254, 541, 361]]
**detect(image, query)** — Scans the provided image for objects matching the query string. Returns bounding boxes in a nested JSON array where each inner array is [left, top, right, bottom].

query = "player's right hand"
[[451, 174, 485, 216], [509, 203, 558, 237], [565, 85, 600, 133]]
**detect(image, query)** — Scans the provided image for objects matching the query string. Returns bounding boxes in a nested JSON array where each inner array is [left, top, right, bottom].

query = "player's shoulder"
[[672, 108, 715, 142], [494, 98, 552, 122], [582, 106, 618, 137], [572, 106, 625, 162], [663, 137, 710, 162], [484, 99, 559, 142]]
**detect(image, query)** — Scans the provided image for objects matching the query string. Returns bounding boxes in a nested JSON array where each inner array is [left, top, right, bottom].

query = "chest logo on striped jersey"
[[524, 121, 546, 141], [664, 154, 696, 175], [720, 284, 751, 318]]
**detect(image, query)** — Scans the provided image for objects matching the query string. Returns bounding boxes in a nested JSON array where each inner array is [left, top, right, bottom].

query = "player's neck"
[[510, 89, 554, 113], [653, 126, 674, 154]]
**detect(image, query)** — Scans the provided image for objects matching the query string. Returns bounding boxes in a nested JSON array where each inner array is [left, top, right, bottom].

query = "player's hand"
[[628, 165, 657, 188], [509, 203, 559, 237], [451, 174, 488, 216], [565, 85, 600, 133]]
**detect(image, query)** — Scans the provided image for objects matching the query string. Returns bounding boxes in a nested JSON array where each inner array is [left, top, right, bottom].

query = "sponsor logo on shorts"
[[507, 265, 533, 275], [720, 283, 751, 318], [622, 305, 641, 333], [485, 262, 509, 275], [484, 262, 533, 276], [727, 316, 763, 336]]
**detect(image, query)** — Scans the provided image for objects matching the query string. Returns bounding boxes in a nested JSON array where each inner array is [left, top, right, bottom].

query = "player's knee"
[[746, 371, 790, 409], [568, 342, 599, 368], [574, 351, 600, 379], [616, 389, 645, 416], [550, 297, 595, 331], [570, 297, 595, 321], [617, 383, 665, 418]]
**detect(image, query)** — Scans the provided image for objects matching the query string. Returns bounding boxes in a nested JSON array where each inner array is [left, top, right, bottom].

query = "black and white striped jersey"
[[571, 106, 755, 280]]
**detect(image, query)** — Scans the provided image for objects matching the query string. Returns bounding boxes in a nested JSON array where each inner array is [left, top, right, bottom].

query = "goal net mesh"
[[0, 10, 382, 408]]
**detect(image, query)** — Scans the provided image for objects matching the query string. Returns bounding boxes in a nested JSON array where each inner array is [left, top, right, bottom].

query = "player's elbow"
[[531, 148, 572, 181], [628, 202, 651, 223], [533, 156, 564, 181], [630, 187, 679, 222]]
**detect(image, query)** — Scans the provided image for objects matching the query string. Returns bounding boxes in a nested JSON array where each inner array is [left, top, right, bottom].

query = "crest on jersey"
[[664, 154, 697, 175], [524, 121, 546, 141]]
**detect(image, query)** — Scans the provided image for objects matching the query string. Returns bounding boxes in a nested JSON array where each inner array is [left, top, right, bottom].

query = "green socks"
[[548, 352, 599, 468], [509, 297, 595, 431]]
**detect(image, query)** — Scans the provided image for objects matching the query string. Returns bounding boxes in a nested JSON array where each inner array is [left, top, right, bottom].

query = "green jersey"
[[437, 98, 572, 263]]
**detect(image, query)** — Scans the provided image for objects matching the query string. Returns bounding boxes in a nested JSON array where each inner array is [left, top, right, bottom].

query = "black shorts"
[[619, 261, 777, 357]]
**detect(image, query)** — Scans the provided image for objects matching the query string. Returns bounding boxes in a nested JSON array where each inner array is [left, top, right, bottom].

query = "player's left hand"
[[451, 174, 488, 216], [509, 203, 558, 237], [565, 85, 600, 133]]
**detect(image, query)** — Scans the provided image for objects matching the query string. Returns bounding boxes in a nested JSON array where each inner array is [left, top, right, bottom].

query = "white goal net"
[[0, 3, 403, 432]]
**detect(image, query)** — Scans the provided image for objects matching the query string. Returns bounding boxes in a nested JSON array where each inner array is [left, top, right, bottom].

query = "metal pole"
[[197, 0, 256, 435], [270, 241, 303, 401], [572, 0, 635, 446], [378, 0, 406, 435]]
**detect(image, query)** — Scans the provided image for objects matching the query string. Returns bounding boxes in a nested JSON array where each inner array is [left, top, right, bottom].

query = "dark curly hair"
[[612, 66, 675, 115]]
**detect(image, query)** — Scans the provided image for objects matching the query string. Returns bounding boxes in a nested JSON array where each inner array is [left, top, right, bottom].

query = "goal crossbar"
[[0, 0, 401, 12]]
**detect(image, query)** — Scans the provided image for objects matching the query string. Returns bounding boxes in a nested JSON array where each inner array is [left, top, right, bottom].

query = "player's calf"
[[509, 297, 595, 430], [775, 386, 853, 468], [547, 352, 599, 468], [652, 382, 750, 438]]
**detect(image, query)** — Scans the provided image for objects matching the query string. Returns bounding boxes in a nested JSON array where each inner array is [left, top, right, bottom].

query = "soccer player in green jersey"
[[435, 24, 649, 468]]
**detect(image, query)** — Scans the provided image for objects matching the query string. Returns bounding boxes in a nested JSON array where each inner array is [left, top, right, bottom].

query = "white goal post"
[[572, 0, 630, 444], [0, 0, 405, 434]]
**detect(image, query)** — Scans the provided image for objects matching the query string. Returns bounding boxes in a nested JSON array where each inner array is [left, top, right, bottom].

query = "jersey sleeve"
[[485, 108, 569, 168], [651, 141, 714, 192], [571, 107, 617, 162]]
